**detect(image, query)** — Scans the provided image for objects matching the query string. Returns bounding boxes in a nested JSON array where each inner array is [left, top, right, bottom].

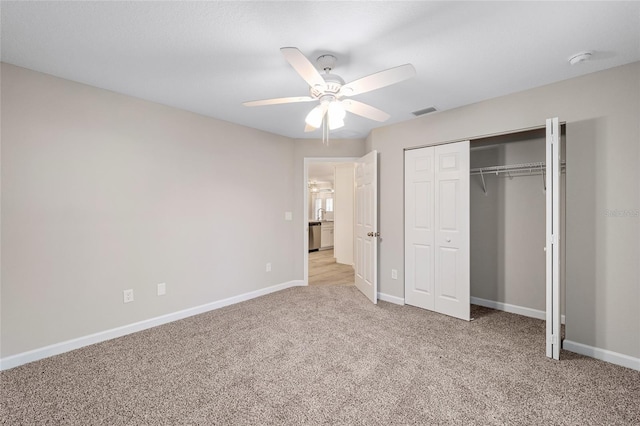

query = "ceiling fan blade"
[[243, 96, 315, 107], [280, 47, 325, 89], [339, 63, 416, 97], [341, 100, 390, 122]]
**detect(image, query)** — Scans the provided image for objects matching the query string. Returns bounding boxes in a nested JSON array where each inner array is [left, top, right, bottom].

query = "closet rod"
[[470, 161, 566, 176], [471, 161, 566, 194]]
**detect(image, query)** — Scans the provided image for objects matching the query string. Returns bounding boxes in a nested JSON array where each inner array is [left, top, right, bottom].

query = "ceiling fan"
[[243, 47, 416, 136]]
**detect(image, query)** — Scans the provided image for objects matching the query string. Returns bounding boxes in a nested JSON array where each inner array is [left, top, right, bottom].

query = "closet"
[[405, 119, 564, 359], [470, 128, 565, 319]]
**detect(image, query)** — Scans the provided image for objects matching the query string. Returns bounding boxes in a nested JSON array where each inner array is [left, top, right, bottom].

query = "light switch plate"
[[285, 211, 293, 221], [157, 283, 166, 296]]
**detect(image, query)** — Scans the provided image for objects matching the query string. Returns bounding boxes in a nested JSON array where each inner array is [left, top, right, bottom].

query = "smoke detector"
[[569, 51, 593, 65]]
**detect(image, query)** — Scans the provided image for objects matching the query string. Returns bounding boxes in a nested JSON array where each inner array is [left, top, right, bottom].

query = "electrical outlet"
[[391, 269, 398, 280], [285, 211, 293, 221], [157, 283, 166, 296], [266, 262, 272, 272], [123, 289, 134, 303]]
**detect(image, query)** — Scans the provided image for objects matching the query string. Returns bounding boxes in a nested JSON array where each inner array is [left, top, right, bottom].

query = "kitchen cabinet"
[[320, 222, 334, 249]]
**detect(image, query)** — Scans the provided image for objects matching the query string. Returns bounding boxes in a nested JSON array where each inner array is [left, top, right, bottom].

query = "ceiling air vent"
[[412, 106, 437, 116]]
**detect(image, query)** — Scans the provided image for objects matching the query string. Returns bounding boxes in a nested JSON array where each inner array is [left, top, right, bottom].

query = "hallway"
[[308, 249, 354, 286]]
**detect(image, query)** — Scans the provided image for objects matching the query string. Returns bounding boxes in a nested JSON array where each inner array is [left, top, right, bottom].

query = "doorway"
[[304, 157, 357, 286]]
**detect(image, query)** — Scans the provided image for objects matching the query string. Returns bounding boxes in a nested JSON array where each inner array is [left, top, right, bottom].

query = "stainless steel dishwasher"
[[308, 221, 321, 252]]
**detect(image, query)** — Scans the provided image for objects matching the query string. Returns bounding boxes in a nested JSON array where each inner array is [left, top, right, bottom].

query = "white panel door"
[[546, 117, 562, 360], [355, 150, 378, 304], [404, 141, 470, 321], [434, 141, 470, 321], [404, 148, 435, 310]]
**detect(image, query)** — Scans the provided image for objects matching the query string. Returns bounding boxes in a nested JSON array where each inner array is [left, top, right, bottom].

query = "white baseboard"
[[470, 296, 566, 324], [0, 280, 305, 371], [469, 297, 639, 371], [563, 340, 640, 371], [378, 292, 405, 305]]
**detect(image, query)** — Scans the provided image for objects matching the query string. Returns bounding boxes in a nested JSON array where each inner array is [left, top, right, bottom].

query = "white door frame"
[[303, 157, 359, 285]]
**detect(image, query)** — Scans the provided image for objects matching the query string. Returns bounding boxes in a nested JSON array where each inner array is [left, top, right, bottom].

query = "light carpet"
[[1, 285, 639, 425]]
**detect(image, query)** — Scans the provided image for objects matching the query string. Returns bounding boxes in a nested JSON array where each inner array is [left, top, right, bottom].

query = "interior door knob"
[[367, 232, 373, 237], [446, 237, 451, 242]]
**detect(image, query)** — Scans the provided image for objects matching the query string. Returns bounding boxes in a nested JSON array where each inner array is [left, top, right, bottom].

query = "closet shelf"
[[470, 161, 565, 177], [471, 161, 566, 194]]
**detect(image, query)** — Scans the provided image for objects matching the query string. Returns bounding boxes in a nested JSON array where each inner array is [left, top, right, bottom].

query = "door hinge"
[[551, 234, 557, 245], [551, 334, 559, 345]]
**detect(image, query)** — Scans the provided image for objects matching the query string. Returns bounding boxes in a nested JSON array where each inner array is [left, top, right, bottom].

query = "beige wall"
[[0, 63, 366, 360], [367, 62, 639, 359], [1, 64, 300, 357]]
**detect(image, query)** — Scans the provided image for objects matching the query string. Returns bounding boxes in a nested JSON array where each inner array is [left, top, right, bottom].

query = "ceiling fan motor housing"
[[310, 73, 345, 98]]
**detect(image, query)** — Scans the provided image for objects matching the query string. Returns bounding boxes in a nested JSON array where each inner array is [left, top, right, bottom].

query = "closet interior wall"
[[470, 130, 566, 318]]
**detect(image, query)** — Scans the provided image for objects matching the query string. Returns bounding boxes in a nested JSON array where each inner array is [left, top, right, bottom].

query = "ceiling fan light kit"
[[243, 47, 416, 145], [305, 103, 327, 128], [328, 100, 346, 129]]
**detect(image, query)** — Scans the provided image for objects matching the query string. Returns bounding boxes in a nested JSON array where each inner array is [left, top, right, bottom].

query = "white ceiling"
[[2, 1, 639, 140]]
